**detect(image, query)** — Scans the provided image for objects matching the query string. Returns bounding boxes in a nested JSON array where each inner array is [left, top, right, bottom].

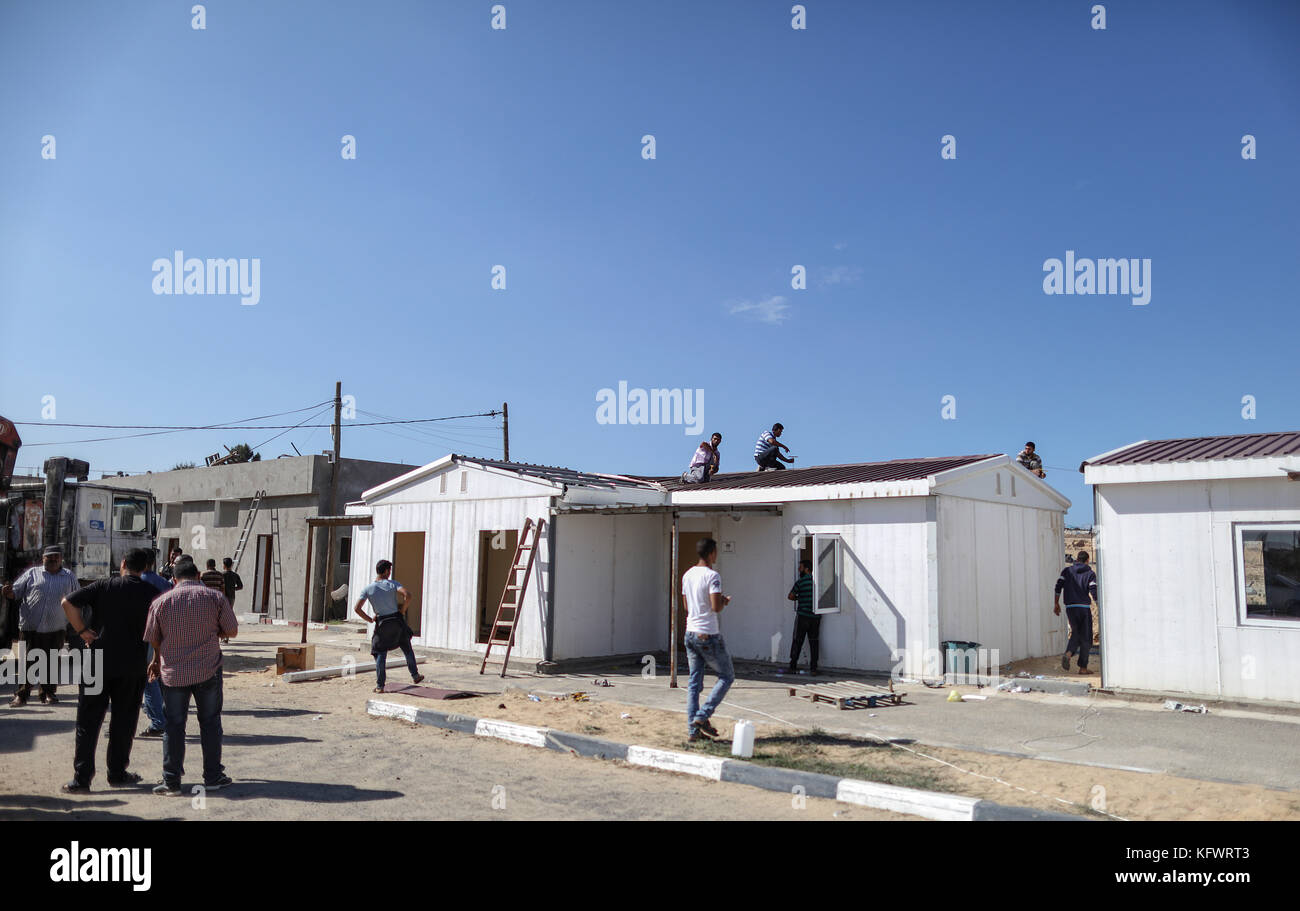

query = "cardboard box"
[[276, 644, 316, 675]]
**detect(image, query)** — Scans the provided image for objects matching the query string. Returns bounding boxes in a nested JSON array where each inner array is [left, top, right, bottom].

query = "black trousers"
[[73, 674, 147, 784], [15, 629, 66, 698], [1065, 606, 1093, 668], [789, 614, 821, 670]]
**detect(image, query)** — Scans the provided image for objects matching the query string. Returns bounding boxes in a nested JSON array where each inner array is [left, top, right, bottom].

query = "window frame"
[[812, 532, 843, 615], [111, 495, 151, 534], [1233, 521, 1300, 628]]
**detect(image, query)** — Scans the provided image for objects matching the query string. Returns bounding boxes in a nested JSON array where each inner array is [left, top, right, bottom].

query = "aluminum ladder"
[[230, 489, 266, 572], [479, 517, 546, 677]]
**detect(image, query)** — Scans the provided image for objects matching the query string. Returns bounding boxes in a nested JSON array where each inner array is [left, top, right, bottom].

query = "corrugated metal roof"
[[1088, 431, 1300, 466], [460, 456, 663, 491], [646, 454, 999, 491]]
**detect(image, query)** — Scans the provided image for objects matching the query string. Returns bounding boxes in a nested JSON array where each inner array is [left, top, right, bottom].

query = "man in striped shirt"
[[144, 558, 238, 794], [754, 423, 795, 471], [787, 559, 819, 675]]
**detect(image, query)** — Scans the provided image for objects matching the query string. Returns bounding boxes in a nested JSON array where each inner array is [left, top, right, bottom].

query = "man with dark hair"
[[681, 433, 722, 483], [354, 559, 424, 693], [221, 557, 243, 611], [681, 537, 734, 742], [1054, 551, 1098, 674], [754, 423, 795, 471], [1017, 442, 1046, 478], [201, 558, 225, 592], [59, 547, 158, 792], [160, 547, 184, 581], [787, 559, 819, 675], [145, 557, 238, 795], [3, 546, 79, 706]]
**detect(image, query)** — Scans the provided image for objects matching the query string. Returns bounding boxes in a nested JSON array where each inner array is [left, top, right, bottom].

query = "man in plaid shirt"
[[144, 558, 238, 795]]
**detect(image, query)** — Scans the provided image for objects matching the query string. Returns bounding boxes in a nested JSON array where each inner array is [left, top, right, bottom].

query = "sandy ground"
[[254, 627, 1298, 822], [0, 649, 898, 821], [8, 627, 1294, 821], [355, 676, 1300, 821]]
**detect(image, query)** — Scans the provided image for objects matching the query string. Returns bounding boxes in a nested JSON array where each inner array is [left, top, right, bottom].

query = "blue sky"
[[1, 0, 1297, 524]]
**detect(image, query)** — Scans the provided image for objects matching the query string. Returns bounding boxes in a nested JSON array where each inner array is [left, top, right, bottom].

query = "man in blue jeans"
[[681, 537, 734, 742], [144, 558, 238, 795], [138, 553, 171, 737], [1054, 551, 1098, 675]]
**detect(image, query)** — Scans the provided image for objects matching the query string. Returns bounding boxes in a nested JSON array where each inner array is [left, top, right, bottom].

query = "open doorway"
[[253, 534, 272, 612], [477, 529, 519, 643], [392, 532, 425, 639]]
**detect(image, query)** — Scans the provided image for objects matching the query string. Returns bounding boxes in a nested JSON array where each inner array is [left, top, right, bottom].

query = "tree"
[[225, 443, 261, 463], [171, 462, 197, 470]]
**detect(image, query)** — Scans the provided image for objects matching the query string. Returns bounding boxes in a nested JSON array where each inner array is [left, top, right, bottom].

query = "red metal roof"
[[648, 454, 1000, 492], [1089, 431, 1300, 466]]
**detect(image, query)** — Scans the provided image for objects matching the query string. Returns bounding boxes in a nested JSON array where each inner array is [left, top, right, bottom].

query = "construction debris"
[[788, 680, 906, 710]]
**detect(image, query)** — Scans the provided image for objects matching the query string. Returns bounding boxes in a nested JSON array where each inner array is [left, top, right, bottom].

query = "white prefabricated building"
[[1083, 431, 1300, 703], [346, 453, 1070, 675]]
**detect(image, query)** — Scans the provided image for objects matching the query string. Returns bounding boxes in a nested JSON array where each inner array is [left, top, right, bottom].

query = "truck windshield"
[[113, 496, 150, 533]]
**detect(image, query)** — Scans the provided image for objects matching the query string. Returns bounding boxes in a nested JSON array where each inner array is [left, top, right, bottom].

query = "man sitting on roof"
[[1017, 441, 1046, 478], [681, 433, 722, 483], [754, 423, 795, 471]]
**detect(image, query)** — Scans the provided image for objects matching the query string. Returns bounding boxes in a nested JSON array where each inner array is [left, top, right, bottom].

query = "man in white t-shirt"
[[681, 537, 735, 742]]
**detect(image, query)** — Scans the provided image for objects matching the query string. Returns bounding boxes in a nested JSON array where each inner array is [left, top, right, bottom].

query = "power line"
[[17, 409, 503, 446]]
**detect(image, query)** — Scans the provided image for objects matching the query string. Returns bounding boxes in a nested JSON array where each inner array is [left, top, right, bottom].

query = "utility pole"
[[502, 402, 509, 462], [322, 381, 342, 622]]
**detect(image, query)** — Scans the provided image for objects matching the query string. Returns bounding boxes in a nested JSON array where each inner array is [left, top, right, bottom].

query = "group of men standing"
[[3, 545, 239, 794]]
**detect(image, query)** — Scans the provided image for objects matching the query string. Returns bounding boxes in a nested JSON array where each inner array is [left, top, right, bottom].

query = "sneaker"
[[60, 780, 90, 794], [203, 775, 233, 791], [40, 693, 57, 705], [1061, 653, 1071, 671], [153, 781, 182, 796], [687, 730, 701, 743], [138, 727, 164, 738], [373, 685, 384, 693], [107, 771, 142, 787], [695, 718, 721, 739], [411, 674, 425, 685], [8, 695, 26, 708]]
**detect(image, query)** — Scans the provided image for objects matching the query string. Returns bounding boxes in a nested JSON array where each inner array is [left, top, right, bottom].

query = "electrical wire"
[[15, 408, 502, 446]]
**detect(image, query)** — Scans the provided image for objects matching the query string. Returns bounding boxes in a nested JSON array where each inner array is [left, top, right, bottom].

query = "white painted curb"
[[626, 746, 726, 781], [836, 778, 980, 821], [474, 718, 549, 747], [368, 701, 420, 722]]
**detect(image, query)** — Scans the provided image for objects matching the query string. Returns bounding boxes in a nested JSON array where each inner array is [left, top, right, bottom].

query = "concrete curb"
[[365, 699, 1081, 821]]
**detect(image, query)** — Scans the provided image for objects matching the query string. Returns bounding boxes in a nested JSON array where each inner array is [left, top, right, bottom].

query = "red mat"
[[381, 683, 483, 700]]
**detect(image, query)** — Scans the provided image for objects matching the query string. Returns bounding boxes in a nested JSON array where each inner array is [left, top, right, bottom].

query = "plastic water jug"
[[731, 719, 755, 758]]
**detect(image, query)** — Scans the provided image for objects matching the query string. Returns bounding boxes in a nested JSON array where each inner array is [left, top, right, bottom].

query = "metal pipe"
[[669, 510, 678, 688], [300, 524, 313, 644]]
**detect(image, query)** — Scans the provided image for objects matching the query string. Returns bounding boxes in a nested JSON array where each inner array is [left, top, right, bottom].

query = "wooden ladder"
[[480, 517, 546, 677], [230, 489, 266, 572]]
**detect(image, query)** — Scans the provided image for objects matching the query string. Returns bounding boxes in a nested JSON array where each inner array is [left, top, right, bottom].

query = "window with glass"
[[813, 533, 842, 615], [1237, 524, 1300, 623], [112, 496, 150, 534]]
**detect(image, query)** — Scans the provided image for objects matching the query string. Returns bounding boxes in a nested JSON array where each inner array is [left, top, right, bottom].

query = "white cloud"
[[818, 265, 863, 287], [728, 295, 791, 324], [833, 241, 848, 251]]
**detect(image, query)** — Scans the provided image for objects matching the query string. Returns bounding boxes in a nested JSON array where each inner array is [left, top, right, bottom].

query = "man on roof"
[[754, 423, 795, 471]]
